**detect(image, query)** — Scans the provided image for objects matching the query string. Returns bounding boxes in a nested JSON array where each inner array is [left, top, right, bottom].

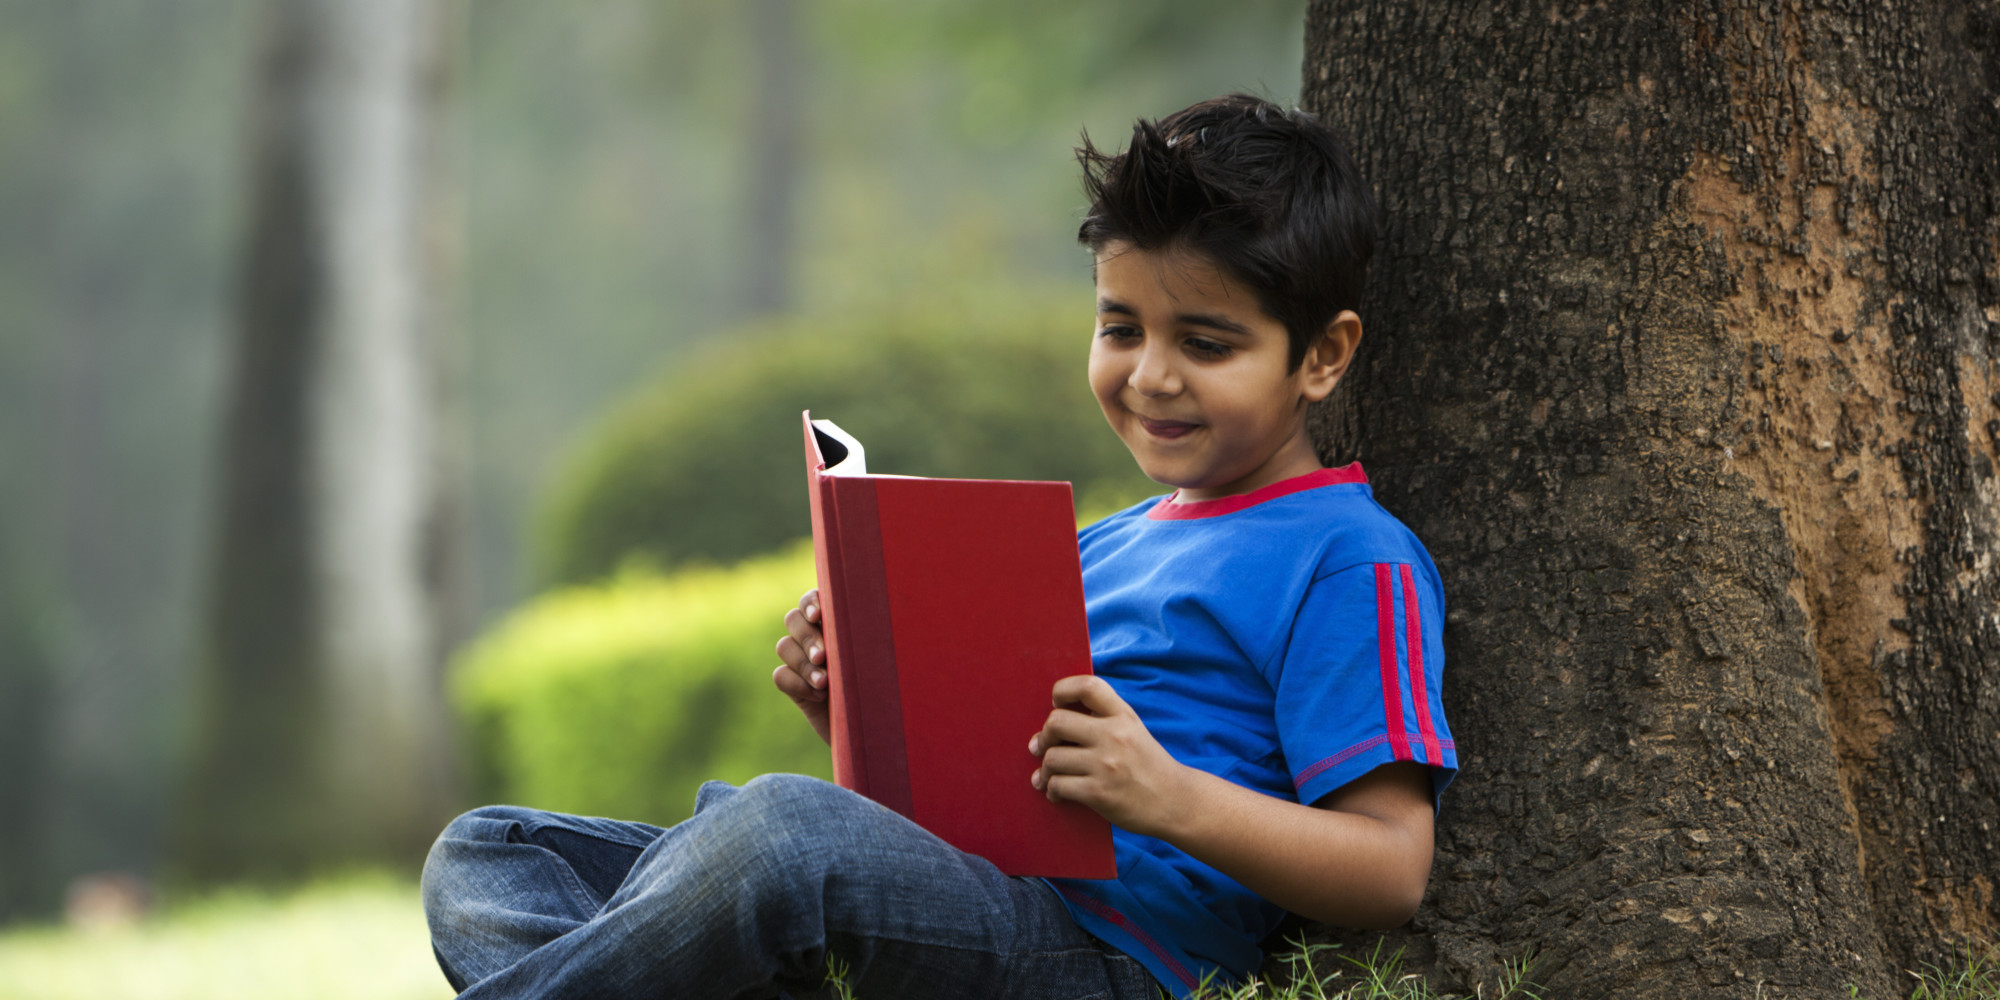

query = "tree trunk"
[[741, 0, 802, 317], [176, 0, 459, 879], [1300, 2, 1999, 996], [0, 560, 54, 919]]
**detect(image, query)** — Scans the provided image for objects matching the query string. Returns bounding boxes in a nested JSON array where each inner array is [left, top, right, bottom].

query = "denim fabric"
[[422, 773, 1163, 1000]]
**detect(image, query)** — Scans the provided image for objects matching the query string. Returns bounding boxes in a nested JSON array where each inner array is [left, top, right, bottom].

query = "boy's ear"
[[1299, 311, 1363, 404]]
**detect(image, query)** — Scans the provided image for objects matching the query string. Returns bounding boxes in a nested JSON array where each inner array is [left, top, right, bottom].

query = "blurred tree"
[[742, 0, 801, 316], [175, 0, 462, 879], [0, 1, 250, 918], [0, 558, 54, 921], [1301, 1, 1999, 996]]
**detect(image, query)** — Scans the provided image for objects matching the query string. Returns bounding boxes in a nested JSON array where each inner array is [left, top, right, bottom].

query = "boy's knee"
[[422, 805, 530, 918], [739, 772, 849, 808], [738, 774, 880, 839], [696, 775, 883, 879], [607, 776, 886, 940]]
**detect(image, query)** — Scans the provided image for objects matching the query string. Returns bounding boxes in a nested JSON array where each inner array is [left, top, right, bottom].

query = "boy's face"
[[1089, 242, 1343, 503]]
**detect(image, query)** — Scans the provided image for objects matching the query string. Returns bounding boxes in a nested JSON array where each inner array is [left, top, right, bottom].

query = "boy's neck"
[[1168, 429, 1325, 504], [1149, 464, 1366, 522]]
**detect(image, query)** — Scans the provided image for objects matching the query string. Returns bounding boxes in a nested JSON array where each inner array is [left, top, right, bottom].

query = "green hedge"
[[533, 286, 1156, 587], [451, 542, 832, 827]]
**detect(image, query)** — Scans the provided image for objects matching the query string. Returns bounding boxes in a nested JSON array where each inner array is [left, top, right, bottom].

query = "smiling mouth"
[[1139, 418, 1199, 439]]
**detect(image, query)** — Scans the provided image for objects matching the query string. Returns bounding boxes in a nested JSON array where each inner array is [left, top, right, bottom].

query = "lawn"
[[2, 874, 1990, 1000], [0, 874, 450, 1000]]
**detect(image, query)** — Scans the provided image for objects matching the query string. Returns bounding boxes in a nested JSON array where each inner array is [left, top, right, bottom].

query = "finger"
[[783, 608, 825, 665], [776, 634, 805, 670], [772, 608, 820, 672], [775, 636, 827, 690], [1036, 745, 1093, 777], [1051, 674, 1126, 716], [1029, 758, 1088, 794], [1039, 771, 1095, 805], [772, 664, 826, 703], [799, 588, 821, 623], [1034, 707, 1101, 752]]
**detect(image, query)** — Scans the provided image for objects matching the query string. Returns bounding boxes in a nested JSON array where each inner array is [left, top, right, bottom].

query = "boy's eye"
[[1184, 336, 1233, 359], [1097, 323, 1141, 341]]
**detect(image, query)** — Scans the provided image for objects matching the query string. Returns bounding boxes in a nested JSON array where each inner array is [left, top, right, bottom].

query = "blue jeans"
[[422, 773, 1162, 999]]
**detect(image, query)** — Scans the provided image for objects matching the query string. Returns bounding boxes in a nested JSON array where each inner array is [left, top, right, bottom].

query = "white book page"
[[810, 418, 867, 476]]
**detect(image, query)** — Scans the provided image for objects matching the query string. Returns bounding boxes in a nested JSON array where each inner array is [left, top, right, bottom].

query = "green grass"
[[4, 877, 1991, 1000], [1179, 940, 1540, 1000], [832, 938, 1542, 1000], [1906, 943, 2000, 1000], [0, 873, 450, 1000]]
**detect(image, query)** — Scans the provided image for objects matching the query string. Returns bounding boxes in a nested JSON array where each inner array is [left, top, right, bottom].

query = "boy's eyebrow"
[[1096, 299, 1256, 337], [1177, 312, 1254, 336]]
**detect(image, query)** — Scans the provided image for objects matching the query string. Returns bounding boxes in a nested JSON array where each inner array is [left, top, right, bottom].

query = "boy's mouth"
[[1140, 418, 1199, 439]]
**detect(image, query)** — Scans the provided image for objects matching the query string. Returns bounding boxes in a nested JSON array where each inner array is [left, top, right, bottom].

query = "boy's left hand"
[[1029, 675, 1189, 838]]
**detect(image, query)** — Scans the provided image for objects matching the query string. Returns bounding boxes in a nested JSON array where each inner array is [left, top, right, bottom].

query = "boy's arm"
[[1030, 675, 1434, 929]]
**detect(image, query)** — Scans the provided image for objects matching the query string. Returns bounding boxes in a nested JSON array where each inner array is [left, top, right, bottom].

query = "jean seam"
[[515, 816, 662, 852], [553, 849, 603, 913], [509, 820, 634, 912]]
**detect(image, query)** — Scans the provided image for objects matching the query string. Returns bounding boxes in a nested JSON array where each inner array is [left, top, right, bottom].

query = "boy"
[[423, 94, 1455, 1000]]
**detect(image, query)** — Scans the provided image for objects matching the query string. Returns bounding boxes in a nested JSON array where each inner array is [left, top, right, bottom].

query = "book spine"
[[808, 471, 860, 793], [827, 477, 914, 820]]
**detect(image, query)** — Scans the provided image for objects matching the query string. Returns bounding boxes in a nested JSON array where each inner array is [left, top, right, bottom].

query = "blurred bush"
[[533, 285, 1155, 587], [451, 543, 831, 827]]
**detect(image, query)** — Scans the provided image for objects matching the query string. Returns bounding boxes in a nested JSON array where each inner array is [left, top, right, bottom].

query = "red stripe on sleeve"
[[1400, 563, 1442, 765], [1374, 564, 1412, 761]]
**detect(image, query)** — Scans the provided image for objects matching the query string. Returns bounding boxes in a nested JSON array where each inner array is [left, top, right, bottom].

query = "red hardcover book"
[[802, 411, 1115, 879]]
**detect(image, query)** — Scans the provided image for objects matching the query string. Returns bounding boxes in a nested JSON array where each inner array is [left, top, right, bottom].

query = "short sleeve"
[[1275, 560, 1457, 809]]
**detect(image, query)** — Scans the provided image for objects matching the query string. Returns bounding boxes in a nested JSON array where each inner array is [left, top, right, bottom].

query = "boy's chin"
[[1127, 462, 1191, 492], [1139, 469, 1225, 497], [1122, 449, 1203, 486], [1121, 446, 1253, 498]]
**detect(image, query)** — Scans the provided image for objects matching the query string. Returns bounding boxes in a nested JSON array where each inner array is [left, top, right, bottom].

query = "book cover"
[[802, 411, 1115, 879]]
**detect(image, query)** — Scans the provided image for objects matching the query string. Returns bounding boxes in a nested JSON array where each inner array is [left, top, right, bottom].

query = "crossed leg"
[[421, 773, 1158, 1000]]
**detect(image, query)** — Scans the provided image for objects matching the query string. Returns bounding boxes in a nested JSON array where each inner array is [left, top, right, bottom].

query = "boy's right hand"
[[774, 588, 833, 747]]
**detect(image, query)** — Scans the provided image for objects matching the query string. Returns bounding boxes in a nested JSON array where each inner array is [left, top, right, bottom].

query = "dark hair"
[[1077, 94, 1379, 370]]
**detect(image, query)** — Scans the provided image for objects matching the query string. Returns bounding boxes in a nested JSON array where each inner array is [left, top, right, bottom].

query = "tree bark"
[[176, 0, 459, 879], [1300, 2, 1999, 996]]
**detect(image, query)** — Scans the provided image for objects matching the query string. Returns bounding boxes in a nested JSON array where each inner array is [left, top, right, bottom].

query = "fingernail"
[[810, 670, 825, 688], [1027, 737, 1040, 755], [806, 604, 819, 621], [808, 642, 822, 661], [1031, 769, 1043, 790]]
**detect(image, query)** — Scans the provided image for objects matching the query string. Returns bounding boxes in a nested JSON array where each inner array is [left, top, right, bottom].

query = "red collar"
[[1146, 463, 1368, 521]]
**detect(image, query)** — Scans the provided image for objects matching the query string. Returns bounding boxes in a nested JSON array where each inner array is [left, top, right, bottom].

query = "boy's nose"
[[1129, 343, 1181, 396]]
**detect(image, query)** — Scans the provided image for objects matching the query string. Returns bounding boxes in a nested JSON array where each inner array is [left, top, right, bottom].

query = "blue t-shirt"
[[1046, 465, 1457, 997]]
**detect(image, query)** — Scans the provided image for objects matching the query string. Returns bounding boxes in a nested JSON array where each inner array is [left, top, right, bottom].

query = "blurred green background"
[[0, 0, 1303, 992]]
